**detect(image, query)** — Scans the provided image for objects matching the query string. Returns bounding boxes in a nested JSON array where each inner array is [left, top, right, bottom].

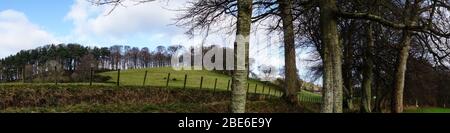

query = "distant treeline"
[[0, 43, 242, 82]]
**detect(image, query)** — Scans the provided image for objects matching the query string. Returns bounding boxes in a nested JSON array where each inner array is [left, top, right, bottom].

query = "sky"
[[0, 0, 318, 84]]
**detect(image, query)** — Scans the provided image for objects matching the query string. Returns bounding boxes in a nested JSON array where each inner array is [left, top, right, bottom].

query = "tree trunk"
[[392, 31, 411, 113], [342, 22, 354, 112], [278, 0, 299, 104], [319, 0, 343, 113], [231, 0, 252, 113], [361, 22, 374, 113], [391, 0, 421, 113]]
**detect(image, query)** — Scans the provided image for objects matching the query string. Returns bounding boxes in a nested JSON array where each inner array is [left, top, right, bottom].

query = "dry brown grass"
[[0, 85, 315, 113]]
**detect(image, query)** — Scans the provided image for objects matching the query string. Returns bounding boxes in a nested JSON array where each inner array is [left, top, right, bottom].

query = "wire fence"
[[1, 68, 287, 101], [0, 68, 323, 103]]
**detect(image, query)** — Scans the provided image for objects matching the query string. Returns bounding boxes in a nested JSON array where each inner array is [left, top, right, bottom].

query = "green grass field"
[[99, 67, 283, 96], [298, 91, 322, 103], [1, 67, 322, 102], [404, 107, 450, 113]]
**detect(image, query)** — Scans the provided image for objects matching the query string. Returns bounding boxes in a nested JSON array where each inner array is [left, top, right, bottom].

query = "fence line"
[[7, 69, 302, 102]]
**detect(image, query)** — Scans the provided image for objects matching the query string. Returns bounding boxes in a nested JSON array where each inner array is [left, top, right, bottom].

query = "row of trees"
[[0, 44, 181, 82], [313, 0, 450, 113], [171, 0, 450, 113], [67, 0, 301, 113], [10, 0, 449, 113]]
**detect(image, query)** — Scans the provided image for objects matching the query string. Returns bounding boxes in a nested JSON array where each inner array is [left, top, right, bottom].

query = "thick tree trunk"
[[231, 0, 252, 113], [392, 31, 411, 113], [361, 22, 374, 113], [319, 0, 343, 113], [390, 0, 421, 114], [342, 22, 354, 111], [278, 0, 299, 104]]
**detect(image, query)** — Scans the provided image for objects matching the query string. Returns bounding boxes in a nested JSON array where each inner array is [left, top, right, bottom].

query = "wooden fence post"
[[117, 69, 121, 86], [226, 80, 231, 91], [213, 78, 217, 96], [143, 70, 148, 86], [183, 74, 187, 89], [166, 73, 171, 88], [247, 83, 250, 94], [200, 76, 203, 90]]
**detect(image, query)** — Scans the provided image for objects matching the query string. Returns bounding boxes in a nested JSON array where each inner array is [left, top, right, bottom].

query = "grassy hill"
[[0, 66, 320, 113], [0, 67, 321, 99], [99, 67, 283, 96], [99, 67, 322, 103]]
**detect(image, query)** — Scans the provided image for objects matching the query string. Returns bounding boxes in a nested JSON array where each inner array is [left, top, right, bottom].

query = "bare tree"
[[89, 0, 156, 14], [155, 46, 167, 67], [258, 64, 277, 81], [128, 47, 140, 69], [110, 45, 123, 70], [140, 47, 151, 68], [277, 0, 300, 104], [72, 53, 97, 82]]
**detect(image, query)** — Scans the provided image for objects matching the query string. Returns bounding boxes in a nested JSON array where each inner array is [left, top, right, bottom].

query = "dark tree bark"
[[361, 22, 374, 113], [319, 0, 343, 113], [342, 21, 355, 111], [278, 0, 299, 104]]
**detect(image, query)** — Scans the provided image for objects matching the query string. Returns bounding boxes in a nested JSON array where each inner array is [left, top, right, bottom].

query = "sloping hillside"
[[99, 67, 283, 95]]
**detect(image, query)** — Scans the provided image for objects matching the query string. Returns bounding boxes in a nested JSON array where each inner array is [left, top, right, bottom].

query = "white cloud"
[[62, 0, 309, 80], [0, 9, 58, 58], [65, 0, 186, 40]]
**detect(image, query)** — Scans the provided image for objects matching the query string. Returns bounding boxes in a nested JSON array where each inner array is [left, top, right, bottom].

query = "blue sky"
[[0, 0, 73, 36], [0, 0, 319, 84], [0, 0, 191, 58]]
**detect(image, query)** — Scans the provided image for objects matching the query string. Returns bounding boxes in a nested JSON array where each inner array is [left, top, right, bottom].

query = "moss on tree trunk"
[[231, 0, 252, 113], [319, 0, 343, 113]]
